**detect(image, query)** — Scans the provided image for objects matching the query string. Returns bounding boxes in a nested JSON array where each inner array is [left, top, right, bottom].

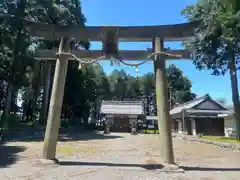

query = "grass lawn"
[[56, 146, 103, 156], [200, 136, 240, 144], [143, 129, 159, 134]]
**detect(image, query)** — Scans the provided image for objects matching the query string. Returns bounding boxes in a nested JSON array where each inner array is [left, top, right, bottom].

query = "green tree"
[[182, 0, 240, 139], [108, 70, 127, 100], [36, 0, 89, 50], [33, 0, 89, 125], [63, 62, 96, 126], [61, 62, 111, 127], [108, 69, 141, 101], [87, 64, 110, 120], [138, 66, 196, 109], [216, 98, 227, 106], [105, 66, 195, 112], [0, 0, 36, 122], [167, 64, 196, 107], [139, 73, 155, 96], [0, 0, 89, 126]]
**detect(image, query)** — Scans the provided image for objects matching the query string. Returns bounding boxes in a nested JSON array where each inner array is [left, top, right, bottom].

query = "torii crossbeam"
[[26, 21, 197, 42], [26, 22, 196, 166]]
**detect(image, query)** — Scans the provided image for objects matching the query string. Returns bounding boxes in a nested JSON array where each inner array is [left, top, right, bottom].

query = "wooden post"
[[42, 37, 70, 160], [154, 37, 174, 164], [131, 118, 137, 135], [182, 109, 186, 135], [104, 116, 110, 134]]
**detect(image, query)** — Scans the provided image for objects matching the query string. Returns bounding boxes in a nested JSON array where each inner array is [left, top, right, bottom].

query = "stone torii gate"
[[27, 21, 196, 165]]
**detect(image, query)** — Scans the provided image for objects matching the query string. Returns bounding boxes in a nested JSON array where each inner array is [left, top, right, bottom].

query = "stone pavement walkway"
[[0, 132, 240, 179]]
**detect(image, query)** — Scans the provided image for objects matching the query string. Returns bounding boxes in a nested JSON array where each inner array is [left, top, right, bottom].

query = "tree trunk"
[[21, 100, 26, 122], [32, 88, 40, 122], [12, 88, 18, 118], [229, 57, 240, 140], [2, 83, 13, 122], [39, 63, 52, 126], [31, 62, 43, 130], [2, 25, 22, 124]]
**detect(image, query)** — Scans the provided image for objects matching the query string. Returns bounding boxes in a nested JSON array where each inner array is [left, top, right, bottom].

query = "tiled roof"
[[170, 95, 207, 115], [170, 94, 233, 116], [100, 101, 144, 115]]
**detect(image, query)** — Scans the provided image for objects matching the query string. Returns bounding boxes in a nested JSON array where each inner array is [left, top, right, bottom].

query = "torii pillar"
[[42, 37, 70, 160], [153, 37, 174, 164]]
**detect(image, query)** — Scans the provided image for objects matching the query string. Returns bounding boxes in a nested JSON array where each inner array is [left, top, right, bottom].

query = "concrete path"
[[0, 132, 240, 179]]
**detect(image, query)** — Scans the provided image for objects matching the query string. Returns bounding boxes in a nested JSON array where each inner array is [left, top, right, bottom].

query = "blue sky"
[[81, 0, 236, 104]]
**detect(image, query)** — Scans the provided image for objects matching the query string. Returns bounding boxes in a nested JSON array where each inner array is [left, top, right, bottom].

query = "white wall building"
[[218, 113, 237, 137]]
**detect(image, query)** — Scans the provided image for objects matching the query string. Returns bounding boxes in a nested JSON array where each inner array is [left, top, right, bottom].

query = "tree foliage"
[[182, 0, 240, 139], [216, 98, 227, 106], [167, 64, 196, 105], [59, 63, 196, 124], [0, 0, 89, 125], [182, 0, 240, 75]]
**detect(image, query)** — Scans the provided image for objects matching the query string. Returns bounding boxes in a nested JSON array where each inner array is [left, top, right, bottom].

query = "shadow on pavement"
[[181, 166, 240, 172], [59, 132, 124, 142], [57, 161, 240, 172], [7, 131, 123, 142], [0, 144, 26, 168], [58, 161, 164, 170]]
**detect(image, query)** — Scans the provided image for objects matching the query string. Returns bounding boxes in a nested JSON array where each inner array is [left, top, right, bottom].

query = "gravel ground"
[[0, 132, 240, 180]]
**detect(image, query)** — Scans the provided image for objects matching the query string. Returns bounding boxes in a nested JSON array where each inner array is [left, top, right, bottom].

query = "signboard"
[[148, 125, 155, 129]]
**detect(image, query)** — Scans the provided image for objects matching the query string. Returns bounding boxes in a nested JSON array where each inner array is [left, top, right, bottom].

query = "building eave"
[[186, 109, 232, 114]]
